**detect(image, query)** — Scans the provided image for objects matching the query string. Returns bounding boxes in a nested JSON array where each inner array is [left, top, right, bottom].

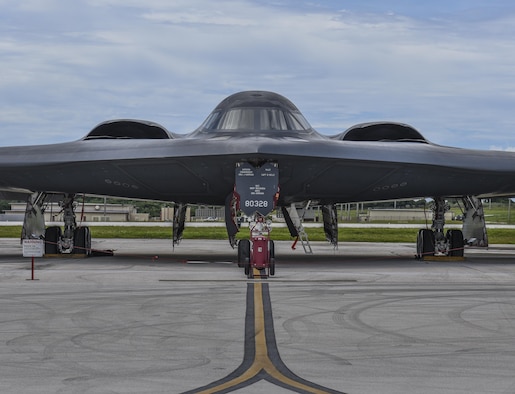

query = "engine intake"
[[334, 122, 428, 143], [83, 119, 173, 140]]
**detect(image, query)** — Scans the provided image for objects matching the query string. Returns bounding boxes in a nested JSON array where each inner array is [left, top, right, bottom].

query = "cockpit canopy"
[[195, 91, 312, 132], [199, 107, 311, 131]]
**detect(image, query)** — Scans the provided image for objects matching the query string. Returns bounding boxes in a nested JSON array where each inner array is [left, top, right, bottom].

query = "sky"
[[1, 0, 515, 149]]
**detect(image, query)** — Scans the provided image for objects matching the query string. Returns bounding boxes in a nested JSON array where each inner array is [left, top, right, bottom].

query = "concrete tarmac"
[[1, 238, 515, 393]]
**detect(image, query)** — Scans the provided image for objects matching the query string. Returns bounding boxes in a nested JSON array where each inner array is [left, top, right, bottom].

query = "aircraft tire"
[[73, 227, 91, 255], [245, 260, 254, 279], [44, 226, 62, 255], [417, 229, 435, 258], [238, 239, 250, 267], [447, 229, 464, 257], [269, 240, 275, 276]]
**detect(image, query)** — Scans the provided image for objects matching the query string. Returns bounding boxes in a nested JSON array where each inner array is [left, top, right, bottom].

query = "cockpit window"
[[260, 109, 288, 130], [200, 108, 311, 131]]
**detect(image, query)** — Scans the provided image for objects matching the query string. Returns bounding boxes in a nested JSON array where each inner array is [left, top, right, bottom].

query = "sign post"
[[23, 239, 44, 281]]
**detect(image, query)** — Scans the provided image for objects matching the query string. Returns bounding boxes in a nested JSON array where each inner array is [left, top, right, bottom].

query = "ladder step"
[[287, 203, 313, 254]]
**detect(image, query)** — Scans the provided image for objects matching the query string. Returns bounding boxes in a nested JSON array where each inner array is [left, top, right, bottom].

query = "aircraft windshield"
[[200, 108, 311, 131]]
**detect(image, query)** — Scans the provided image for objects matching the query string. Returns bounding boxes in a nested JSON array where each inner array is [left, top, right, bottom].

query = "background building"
[[2, 202, 148, 222]]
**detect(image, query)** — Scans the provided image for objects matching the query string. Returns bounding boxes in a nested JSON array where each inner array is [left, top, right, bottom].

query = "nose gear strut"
[[232, 162, 279, 278]]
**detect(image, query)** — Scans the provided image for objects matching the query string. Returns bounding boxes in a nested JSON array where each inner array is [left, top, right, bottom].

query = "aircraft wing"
[[0, 137, 514, 206], [1, 94, 515, 207]]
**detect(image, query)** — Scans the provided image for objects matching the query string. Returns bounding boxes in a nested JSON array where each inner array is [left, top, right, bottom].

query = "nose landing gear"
[[233, 161, 279, 278], [238, 214, 275, 279]]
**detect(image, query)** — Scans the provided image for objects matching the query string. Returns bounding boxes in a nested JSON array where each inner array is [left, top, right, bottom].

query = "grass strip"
[[2, 225, 515, 244]]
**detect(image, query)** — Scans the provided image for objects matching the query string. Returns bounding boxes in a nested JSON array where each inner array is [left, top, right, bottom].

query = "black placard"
[[235, 162, 279, 216]]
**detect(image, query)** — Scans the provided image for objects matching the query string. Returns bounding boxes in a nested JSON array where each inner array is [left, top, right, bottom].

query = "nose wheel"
[[237, 216, 276, 278]]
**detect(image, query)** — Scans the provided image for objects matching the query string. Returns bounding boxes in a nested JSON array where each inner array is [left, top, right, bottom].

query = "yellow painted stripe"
[[193, 283, 336, 394], [253, 283, 332, 394]]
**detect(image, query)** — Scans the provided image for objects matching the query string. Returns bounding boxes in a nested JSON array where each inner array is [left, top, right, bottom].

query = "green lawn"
[[2, 225, 515, 244]]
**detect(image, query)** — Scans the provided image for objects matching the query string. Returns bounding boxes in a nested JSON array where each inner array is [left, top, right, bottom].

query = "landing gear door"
[[235, 162, 279, 217]]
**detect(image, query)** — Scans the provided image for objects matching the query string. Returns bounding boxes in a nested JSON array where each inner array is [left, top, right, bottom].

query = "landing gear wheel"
[[238, 239, 250, 268], [246, 262, 254, 279], [447, 229, 464, 257], [73, 227, 91, 255], [269, 240, 275, 276], [44, 226, 62, 255], [417, 229, 435, 259]]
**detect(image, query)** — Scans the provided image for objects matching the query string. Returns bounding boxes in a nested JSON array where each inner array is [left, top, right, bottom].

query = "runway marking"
[[182, 282, 344, 393]]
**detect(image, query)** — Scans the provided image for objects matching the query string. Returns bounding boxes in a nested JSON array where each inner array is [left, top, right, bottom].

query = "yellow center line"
[[188, 282, 340, 394], [253, 283, 333, 394]]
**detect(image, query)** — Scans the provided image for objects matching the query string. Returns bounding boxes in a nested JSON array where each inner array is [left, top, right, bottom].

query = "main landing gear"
[[22, 192, 92, 256], [416, 197, 464, 259], [237, 214, 276, 279]]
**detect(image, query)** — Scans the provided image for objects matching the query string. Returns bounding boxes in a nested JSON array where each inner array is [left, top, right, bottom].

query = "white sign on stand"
[[22, 239, 45, 258]]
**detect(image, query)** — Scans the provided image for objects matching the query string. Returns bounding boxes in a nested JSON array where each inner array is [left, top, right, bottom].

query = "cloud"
[[1, 1, 515, 149], [489, 146, 515, 152]]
